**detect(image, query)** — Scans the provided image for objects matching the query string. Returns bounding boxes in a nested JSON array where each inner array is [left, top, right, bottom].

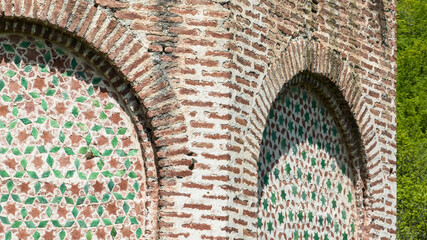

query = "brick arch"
[[0, 1, 150, 79], [0, 3, 188, 238], [0, 2, 184, 116], [245, 40, 379, 238], [247, 40, 368, 165]]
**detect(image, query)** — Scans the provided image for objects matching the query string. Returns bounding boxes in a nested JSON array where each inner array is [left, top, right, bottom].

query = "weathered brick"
[[0, 0, 396, 239]]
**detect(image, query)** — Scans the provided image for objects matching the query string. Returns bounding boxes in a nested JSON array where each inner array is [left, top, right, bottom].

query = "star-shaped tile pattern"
[[257, 85, 359, 239], [0, 35, 146, 239]]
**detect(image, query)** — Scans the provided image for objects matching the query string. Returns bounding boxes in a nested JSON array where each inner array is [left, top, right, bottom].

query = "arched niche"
[[0, 32, 154, 239], [257, 73, 366, 240]]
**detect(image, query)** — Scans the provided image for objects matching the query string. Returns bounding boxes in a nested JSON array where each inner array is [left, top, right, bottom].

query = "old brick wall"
[[0, 0, 396, 239]]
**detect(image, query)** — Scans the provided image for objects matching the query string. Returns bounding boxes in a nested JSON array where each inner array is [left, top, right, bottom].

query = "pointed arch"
[[0, 3, 188, 237], [244, 40, 380, 238]]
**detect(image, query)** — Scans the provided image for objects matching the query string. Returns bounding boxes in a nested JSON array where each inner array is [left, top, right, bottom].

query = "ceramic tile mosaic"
[[257, 85, 359, 239], [0, 35, 146, 239]]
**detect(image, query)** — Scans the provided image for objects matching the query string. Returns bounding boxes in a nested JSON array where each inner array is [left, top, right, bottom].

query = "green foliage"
[[397, 0, 427, 239]]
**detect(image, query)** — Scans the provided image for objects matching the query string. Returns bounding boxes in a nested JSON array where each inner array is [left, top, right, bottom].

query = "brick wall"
[[0, 0, 396, 239]]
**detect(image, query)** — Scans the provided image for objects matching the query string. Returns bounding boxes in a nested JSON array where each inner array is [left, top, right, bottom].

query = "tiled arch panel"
[[0, 33, 154, 239], [257, 79, 362, 239], [242, 40, 378, 238], [0, 13, 191, 238]]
